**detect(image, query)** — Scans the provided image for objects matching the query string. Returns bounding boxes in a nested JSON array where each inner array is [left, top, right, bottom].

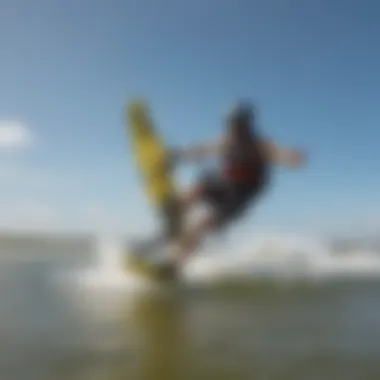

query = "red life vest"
[[222, 138, 268, 185]]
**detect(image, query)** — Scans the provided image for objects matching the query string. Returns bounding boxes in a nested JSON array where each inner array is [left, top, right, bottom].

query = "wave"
[[68, 232, 380, 292]]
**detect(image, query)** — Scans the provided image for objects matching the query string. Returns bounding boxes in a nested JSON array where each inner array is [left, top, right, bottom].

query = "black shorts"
[[200, 171, 263, 226]]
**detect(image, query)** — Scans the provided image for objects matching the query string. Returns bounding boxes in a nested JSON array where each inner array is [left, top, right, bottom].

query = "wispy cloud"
[[0, 121, 33, 149], [0, 195, 144, 234], [0, 198, 61, 231]]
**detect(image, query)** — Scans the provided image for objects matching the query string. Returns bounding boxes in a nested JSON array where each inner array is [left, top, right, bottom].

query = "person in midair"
[[170, 102, 306, 266]]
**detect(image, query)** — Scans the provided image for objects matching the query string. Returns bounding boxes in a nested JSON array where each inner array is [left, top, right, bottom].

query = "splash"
[[186, 233, 380, 283], [61, 232, 380, 293], [66, 236, 150, 291]]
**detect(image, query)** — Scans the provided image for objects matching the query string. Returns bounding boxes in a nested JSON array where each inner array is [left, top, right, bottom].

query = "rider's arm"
[[262, 140, 305, 168], [171, 139, 223, 164]]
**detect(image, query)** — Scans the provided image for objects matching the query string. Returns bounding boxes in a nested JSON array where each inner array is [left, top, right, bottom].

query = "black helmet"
[[227, 102, 255, 126]]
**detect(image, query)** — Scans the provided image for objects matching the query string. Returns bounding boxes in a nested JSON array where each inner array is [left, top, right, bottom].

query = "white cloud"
[[0, 199, 61, 231], [0, 121, 32, 149], [0, 197, 137, 234], [78, 200, 149, 235]]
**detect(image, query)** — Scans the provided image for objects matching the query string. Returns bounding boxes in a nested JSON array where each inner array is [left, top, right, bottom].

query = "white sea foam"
[[69, 232, 380, 292]]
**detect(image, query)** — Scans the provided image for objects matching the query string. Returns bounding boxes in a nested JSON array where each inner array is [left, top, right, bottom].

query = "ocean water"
[[1, 233, 380, 380]]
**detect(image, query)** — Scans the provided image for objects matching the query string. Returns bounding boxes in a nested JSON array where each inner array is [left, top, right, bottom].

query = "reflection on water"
[[66, 279, 380, 380], [1, 237, 380, 379], [128, 295, 189, 380]]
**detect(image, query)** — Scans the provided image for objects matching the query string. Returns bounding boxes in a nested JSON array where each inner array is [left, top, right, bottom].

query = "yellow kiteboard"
[[123, 100, 182, 282]]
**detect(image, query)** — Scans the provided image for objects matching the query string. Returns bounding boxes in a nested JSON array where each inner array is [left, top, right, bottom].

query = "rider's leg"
[[175, 209, 222, 263], [174, 182, 260, 264]]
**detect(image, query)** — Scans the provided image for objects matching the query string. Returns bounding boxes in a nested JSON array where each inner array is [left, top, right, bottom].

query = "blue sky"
[[0, 0, 379, 236]]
